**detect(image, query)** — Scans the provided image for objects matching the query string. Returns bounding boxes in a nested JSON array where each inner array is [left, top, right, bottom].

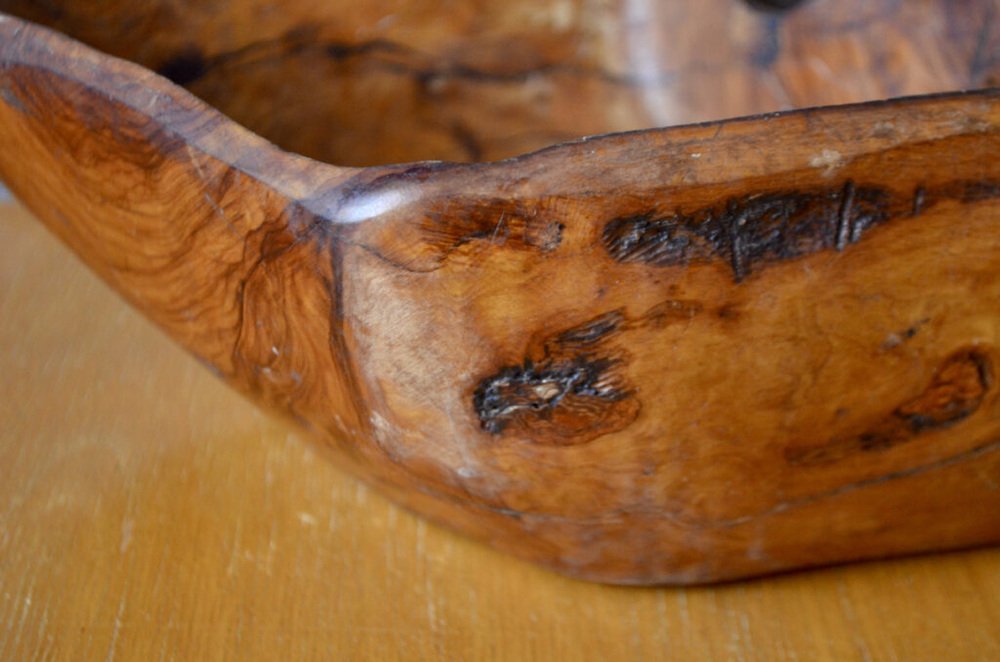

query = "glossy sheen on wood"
[[3, 0, 1000, 165], [4, 200, 999, 660], [0, 5, 999, 584]]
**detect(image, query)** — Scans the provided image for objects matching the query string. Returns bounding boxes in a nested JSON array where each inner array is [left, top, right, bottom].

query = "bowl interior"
[[1, 0, 994, 166]]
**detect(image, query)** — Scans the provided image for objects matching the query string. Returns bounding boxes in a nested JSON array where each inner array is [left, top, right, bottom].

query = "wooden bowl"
[[1, 1, 998, 584]]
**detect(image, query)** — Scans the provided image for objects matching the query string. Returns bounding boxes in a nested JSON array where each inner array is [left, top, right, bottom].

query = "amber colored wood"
[[0, 7, 999, 584], [2, 199, 998, 659], [2, 0, 998, 165]]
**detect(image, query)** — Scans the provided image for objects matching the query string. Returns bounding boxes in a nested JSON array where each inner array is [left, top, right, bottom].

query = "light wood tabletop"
[[2, 198, 999, 659]]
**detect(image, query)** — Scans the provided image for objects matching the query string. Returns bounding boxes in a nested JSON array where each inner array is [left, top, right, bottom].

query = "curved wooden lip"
[[3, 11, 997, 224], [0, 13, 351, 208]]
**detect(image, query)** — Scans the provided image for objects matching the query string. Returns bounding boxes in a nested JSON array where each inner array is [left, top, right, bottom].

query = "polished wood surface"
[[1, 9, 999, 583], [2, 197, 999, 659], [3, 0, 999, 165]]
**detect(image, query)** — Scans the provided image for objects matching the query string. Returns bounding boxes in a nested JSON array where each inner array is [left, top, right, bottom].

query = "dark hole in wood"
[[156, 49, 208, 86]]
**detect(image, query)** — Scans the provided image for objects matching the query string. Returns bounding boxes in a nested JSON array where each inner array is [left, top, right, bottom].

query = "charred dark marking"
[[603, 178, 1000, 282], [956, 179, 1000, 203], [474, 301, 711, 442], [474, 357, 627, 434], [726, 202, 750, 281], [787, 348, 993, 466], [555, 310, 625, 346], [603, 183, 891, 281], [474, 311, 639, 444]]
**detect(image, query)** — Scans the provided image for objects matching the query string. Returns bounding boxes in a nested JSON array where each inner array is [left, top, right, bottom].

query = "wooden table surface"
[[2, 197, 999, 660]]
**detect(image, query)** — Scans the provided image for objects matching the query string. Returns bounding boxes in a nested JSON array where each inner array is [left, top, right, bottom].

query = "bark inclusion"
[[473, 311, 640, 444], [474, 356, 626, 434], [602, 181, 891, 281]]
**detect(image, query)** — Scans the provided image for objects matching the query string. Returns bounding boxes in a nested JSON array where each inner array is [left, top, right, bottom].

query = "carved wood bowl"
[[1, 1, 999, 584]]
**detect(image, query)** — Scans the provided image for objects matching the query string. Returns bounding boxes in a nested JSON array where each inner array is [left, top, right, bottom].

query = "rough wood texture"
[[2, 198, 999, 661], [0, 3, 999, 584]]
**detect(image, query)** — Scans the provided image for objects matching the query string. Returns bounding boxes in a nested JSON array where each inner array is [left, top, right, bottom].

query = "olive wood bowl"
[[1, 0, 999, 584]]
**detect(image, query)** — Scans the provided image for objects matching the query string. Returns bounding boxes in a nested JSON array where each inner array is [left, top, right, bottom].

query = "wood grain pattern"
[[3, 0, 999, 165], [2, 198, 1000, 660], [0, 4, 999, 584]]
